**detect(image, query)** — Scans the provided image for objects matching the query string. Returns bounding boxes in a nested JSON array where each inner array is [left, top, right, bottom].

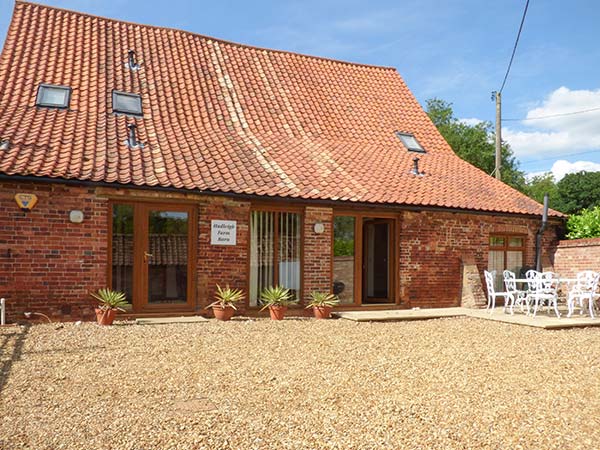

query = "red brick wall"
[[303, 206, 333, 302], [0, 182, 108, 321], [399, 210, 561, 308], [197, 197, 250, 312], [0, 179, 563, 321], [553, 238, 600, 278]]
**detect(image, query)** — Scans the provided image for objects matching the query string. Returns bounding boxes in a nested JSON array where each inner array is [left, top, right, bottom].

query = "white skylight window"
[[396, 132, 426, 153], [112, 90, 143, 116], [36, 84, 71, 108]]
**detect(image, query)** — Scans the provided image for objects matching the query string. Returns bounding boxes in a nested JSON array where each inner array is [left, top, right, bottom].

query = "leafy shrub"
[[566, 206, 600, 239], [334, 239, 354, 256]]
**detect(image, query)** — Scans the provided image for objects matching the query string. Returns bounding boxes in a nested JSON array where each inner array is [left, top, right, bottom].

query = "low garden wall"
[[553, 238, 600, 278]]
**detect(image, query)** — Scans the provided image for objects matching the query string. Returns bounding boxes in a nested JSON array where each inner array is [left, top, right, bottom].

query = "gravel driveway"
[[1, 317, 599, 449]]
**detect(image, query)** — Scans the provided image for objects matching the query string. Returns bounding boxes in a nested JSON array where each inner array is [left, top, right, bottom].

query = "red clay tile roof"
[[0, 1, 555, 216]]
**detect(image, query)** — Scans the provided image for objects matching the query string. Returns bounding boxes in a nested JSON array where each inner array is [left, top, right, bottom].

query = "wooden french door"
[[362, 219, 393, 304], [110, 202, 196, 313], [332, 214, 397, 306]]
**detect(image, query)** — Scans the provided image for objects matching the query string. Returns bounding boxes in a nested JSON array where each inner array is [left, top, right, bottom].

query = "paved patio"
[[334, 306, 600, 329]]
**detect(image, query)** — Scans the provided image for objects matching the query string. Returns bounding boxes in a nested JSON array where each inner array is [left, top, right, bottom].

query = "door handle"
[[144, 251, 153, 262]]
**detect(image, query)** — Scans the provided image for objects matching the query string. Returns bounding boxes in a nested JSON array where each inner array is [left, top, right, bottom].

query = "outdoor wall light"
[[69, 210, 84, 223], [313, 222, 325, 234]]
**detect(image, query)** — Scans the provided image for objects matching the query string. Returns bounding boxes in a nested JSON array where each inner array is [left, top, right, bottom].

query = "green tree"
[[524, 172, 564, 212], [566, 206, 600, 239], [426, 98, 526, 191], [556, 171, 600, 214]]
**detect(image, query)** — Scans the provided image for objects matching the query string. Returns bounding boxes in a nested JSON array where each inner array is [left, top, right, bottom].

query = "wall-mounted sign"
[[211, 220, 237, 245], [14, 193, 38, 211]]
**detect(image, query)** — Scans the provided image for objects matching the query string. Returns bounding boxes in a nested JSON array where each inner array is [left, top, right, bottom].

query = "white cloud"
[[550, 160, 600, 181], [502, 86, 600, 159], [459, 118, 485, 126]]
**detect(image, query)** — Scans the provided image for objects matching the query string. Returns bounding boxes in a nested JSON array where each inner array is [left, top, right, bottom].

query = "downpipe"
[[535, 193, 549, 272]]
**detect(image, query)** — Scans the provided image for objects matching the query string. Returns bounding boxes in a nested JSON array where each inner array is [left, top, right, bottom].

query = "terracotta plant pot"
[[95, 308, 117, 326], [268, 305, 287, 320], [212, 306, 235, 321], [312, 306, 333, 319]]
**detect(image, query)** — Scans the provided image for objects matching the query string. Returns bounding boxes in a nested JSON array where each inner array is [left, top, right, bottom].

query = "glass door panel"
[[145, 209, 189, 305], [363, 219, 392, 303], [249, 211, 275, 306], [278, 212, 301, 301], [333, 216, 356, 304], [111, 204, 134, 304]]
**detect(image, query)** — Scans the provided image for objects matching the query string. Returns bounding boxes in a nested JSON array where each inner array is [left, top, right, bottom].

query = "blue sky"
[[1, 0, 599, 179]]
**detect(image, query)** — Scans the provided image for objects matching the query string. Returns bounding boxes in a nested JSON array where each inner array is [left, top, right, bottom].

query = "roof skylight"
[[396, 132, 426, 153], [113, 90, 143, 116], [36, 84, 71, 108]]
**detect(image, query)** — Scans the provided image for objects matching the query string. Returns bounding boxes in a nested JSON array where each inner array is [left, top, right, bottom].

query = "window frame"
[[395, 131, 426, 153], [112, 90, 143, 117], [488, 234, 526, 289], [36, 83, 72, 109], [247, 205, 304, 308]]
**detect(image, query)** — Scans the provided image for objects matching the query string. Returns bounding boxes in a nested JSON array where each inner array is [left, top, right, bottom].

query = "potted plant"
[[306, 291, 340, 319], [259, 285, 298, 320], [90, 288, 129, 325], [206, 284, 244, 321]]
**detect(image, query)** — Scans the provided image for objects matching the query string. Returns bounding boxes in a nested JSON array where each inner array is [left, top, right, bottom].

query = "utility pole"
[[494, 91, 502, 181]]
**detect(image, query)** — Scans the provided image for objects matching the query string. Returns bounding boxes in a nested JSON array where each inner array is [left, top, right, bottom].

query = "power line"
[[498, 0, 530, 94], [519, 150, 600, 166], [503, 106, 600, 122]]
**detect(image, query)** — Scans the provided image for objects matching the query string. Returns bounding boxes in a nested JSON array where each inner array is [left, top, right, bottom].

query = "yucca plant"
[[259, 285, 298, 311], [90, 288, 129, 311], [206, 284, 245, 310], [305, 291, 340, 308]]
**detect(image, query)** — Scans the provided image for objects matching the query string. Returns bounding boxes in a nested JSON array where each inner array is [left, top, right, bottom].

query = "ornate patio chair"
[[503, 270, 528, 315], [484, 270, 513, 313], [567, 271, 600, 319], [529, 271, 560, 318]]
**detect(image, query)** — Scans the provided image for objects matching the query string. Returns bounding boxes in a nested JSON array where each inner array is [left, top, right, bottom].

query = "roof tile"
[[0, 1, 555, 216]]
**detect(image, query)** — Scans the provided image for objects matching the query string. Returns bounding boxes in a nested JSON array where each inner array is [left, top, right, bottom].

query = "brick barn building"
[[0, 2, 563, 321]]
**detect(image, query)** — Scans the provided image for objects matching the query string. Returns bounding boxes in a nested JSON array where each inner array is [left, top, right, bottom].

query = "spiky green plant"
[[206, 284, 245, 310], [259, 285, 298, 311], [305, 291, 340, 308], [90, 288, 129, 311]]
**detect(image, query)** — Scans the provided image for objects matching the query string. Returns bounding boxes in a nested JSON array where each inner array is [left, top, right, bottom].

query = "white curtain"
[[249, 211, 274, 306], [279, 212, 301, 300], [249, 211, 300, 305]]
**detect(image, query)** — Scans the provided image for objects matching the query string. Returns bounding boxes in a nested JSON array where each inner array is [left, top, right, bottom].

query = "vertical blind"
[[249, 211, 301, 306]]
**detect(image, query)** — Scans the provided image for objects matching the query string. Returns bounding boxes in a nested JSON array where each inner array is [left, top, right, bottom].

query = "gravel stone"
[[1, 317, 599, 449]]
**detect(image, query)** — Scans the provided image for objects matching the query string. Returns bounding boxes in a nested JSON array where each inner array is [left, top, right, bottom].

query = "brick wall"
[[198, 197, 250, 313], [303, 206, 333, 302], [0, 179, 563, 321], [553, 238, 600, 278], [0, 182, 108, 321], [399, 210, 561, 308]]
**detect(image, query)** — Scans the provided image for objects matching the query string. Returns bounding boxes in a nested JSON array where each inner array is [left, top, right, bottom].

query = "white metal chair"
[[503, 270, 528, 314], [484, 270, 513, 313], [567, 271, 600, 319], [529, 271, 560, 318]]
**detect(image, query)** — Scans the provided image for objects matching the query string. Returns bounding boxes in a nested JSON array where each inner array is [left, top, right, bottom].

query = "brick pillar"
[[303, 206, 333, 304], [460, 254, 487, 308]]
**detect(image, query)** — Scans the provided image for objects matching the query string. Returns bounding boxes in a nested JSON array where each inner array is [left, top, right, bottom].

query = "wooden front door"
[[110, 202, 196, 313], [362, 219, 393, 304]]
